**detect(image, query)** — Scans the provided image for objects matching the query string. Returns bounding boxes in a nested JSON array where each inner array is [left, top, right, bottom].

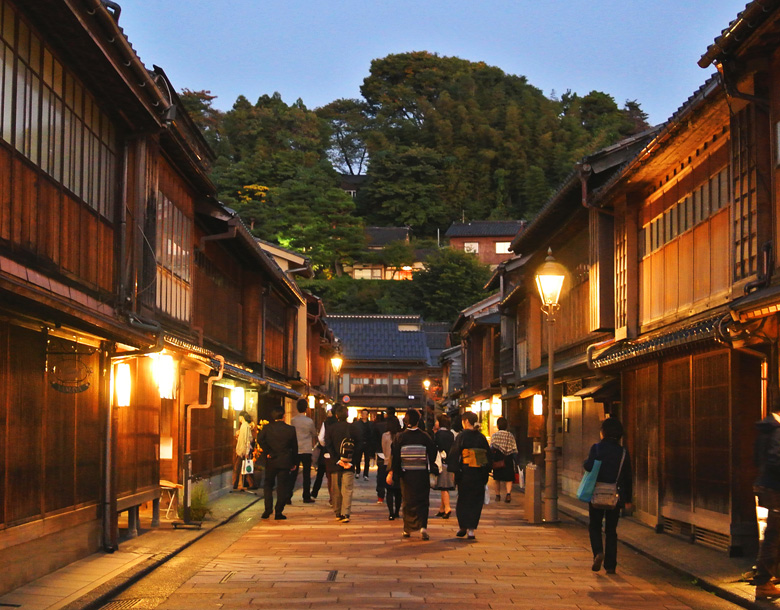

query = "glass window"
[[495, 241, 511, 254], [464, 242, 479, 254]]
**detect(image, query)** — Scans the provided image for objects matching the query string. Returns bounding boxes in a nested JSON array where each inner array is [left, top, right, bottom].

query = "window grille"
[[0, 1, 117, 218]]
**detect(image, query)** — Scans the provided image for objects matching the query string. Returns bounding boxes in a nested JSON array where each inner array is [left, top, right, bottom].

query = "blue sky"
[[119, 1, 743, 126]]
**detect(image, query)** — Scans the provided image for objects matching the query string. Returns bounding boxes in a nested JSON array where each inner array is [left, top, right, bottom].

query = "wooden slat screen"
[[625, 362, 659, 519], [0, 322, 102, 527], [693, 351, 730, 515], [662, 357, 692, 507], [732, 106, 758, 281]]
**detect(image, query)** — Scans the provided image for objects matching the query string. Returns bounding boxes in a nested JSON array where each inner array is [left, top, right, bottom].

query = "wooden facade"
[[472, 2, 780, 556], [0, 0, 330, 595]]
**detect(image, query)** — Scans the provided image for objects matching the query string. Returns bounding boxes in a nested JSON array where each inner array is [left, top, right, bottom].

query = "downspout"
[[117, 141, 129, 308], [261, 288, 268, 379], [579, 163, 614, 216], [183, 355, 224, 524]]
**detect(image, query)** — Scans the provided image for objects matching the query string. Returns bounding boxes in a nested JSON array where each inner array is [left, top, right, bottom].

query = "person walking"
[[373, 412, 387, 503], [753, 395, 780, 599], [325, 404, 357, 523], [353, 409, 374, 480], [311, 410, 337, 502], [257, 406, 298, 520], [432, 414, 455, 518], [232, 410, 255, 491], [291, 398, 318, 503], [382, 414, 403, 520], [448, 411, 492, 540], [584, 417, 632, 574], [388, 408, 437, 540], [490, 417, 518, 503]]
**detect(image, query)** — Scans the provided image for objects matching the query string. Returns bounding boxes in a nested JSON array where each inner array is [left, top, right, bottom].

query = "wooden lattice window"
[[155, 192, 192, 322], [615, 214, 628, 329], [732, 106, 758, 281], [0, 0, 117, 217]]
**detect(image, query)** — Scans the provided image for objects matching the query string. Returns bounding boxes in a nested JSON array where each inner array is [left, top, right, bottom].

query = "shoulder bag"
[[590, 449, 626, 510]]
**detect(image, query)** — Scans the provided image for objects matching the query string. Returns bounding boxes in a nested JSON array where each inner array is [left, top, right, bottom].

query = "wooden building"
[[325, 315, 435, 418], [445, 220, 525, 269], [0, 0, 312, 594]]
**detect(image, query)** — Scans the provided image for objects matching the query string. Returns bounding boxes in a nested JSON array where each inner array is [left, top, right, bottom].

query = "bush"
[[177, 482, 212, 522]]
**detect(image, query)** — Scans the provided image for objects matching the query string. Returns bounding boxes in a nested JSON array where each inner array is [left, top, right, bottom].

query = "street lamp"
[[535, 247, 566, 523], [423, 378, 431, 430], [330, 349, 343, 402]]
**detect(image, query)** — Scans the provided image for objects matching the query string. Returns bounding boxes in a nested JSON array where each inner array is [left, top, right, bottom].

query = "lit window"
[[464, 242, 479, 254], [495, 242, 511, 254]]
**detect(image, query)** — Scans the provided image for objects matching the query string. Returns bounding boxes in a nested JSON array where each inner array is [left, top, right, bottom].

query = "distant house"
[[445, 220, 526, 269], [340, 174, 368, 200], [346, 226, 424, 280], [326, 315, 439, 422]]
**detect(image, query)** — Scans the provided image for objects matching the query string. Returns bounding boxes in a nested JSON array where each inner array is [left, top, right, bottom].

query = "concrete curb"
[[60, 495, 263, 610]]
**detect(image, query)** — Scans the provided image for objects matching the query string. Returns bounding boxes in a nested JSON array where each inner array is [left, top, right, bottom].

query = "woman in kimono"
[[387, 408, 437, 540], [447, 411, 492, 540]]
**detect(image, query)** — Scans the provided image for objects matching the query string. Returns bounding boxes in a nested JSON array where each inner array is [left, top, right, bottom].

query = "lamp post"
[[535, 248, 566, 523], [330, 349, 343, 403], [423, 378, 431, 430]]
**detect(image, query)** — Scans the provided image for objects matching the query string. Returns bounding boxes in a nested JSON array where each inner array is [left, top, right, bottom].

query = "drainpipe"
[[183, 355, 224, 523], [579, 163, 614, 216], [117, 142, 129, 308], [261, 287, 268, 379]]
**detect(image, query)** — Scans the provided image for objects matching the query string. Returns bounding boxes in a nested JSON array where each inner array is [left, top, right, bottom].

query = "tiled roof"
[[366, 226, 411, 247], [327, 315, 430, 362], [444, 220, 524, 238], [699, 1, 779, 68]]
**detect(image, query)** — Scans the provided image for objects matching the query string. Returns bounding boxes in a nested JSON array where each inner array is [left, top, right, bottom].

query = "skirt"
[[433, 464, 455, 490]]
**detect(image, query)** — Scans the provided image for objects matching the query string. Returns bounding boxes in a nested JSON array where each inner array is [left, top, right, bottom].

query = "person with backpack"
[[325, 403, 357, 523], [387, 408, 437, 540], [490, 417, 518, 503], [583, 417, 632, 574]]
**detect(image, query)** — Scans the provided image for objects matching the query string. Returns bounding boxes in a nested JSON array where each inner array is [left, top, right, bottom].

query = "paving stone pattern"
[[157, 480, 721, 610]]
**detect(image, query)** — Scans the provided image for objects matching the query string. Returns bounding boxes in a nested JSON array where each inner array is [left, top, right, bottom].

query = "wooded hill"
[[181, 51, 649, 286]]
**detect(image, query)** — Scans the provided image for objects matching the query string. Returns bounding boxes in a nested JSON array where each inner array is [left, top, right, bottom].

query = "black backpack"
[[339, 436, 355, 462]]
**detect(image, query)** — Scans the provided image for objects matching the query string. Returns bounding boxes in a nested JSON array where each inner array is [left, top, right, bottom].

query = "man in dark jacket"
[[353, 409, 374, 480], [257, 406, 298, 520], [754, 396, 780, 599], [325, 404, 357, 522]]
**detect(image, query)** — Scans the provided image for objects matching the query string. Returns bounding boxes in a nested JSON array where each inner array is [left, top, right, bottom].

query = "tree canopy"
[[179, 52, 649, 315]]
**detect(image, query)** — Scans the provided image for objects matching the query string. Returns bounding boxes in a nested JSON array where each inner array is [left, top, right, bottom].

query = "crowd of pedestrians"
[[245, 400, 633, 569]]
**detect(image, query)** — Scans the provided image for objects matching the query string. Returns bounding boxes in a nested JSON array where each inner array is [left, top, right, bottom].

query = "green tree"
[[411, 248, 492, 322], [316, 98, 370, 175]]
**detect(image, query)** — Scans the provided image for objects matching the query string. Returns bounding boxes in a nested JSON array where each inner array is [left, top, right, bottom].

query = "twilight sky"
[[119, 0, 743, 126]]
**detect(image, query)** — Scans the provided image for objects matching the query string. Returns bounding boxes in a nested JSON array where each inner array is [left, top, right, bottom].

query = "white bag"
[[241, 458, 254, 475], [484, 484, 491, 505]]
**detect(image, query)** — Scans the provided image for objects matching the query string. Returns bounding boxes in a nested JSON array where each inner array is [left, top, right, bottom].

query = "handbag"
[[241, 458, 254, 475], [590, 450, 626, 510], [576, 460, 602, 502], [484, 484, 491, 505]]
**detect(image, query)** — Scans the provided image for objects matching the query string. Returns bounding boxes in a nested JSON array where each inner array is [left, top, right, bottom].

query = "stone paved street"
[[147, 477, 742, 610]]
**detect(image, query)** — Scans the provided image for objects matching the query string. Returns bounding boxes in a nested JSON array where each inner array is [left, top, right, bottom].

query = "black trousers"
[[291, 453, 313, 501], [376, 459, 386, 499], [588, 503, 621, 570], [264, 463, 291, 516], [311, 451, 328, 499], [353, 448, 372, 477]]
